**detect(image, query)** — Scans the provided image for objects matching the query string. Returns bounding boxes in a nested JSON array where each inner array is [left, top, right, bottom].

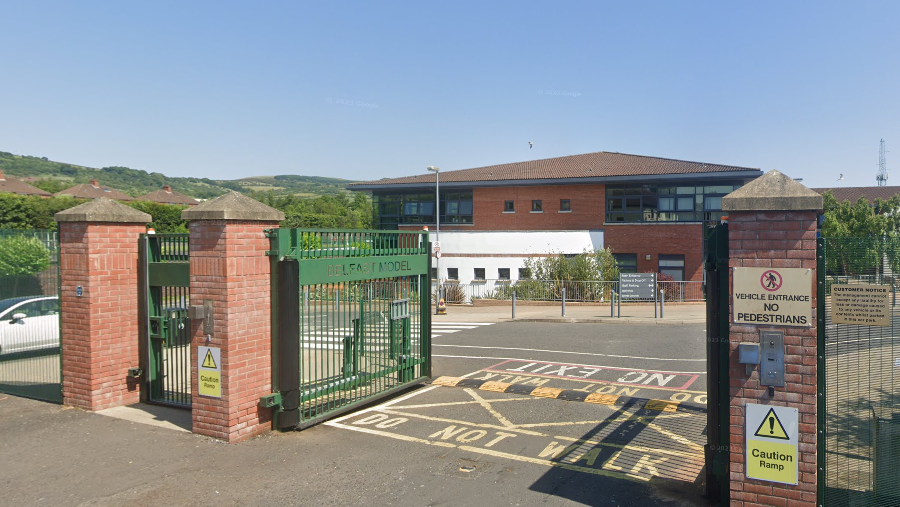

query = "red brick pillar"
[[722, 170, 823, 506], [55, 198, 151, 410], [183, 192, 284, 443]]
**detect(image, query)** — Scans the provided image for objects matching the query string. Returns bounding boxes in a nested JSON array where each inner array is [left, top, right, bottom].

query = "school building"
[[348, 151, 764, 283]]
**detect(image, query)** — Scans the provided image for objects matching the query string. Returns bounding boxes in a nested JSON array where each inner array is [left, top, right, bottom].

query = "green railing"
[[819, 236, 900, 506], [141, 233, 191, 408], [268, 228, 431, 429]]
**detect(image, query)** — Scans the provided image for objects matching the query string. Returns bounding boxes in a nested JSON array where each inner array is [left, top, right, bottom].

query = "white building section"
[[435, 230, 604, 283]]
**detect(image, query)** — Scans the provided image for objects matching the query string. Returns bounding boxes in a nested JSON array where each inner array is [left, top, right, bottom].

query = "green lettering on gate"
[[298, 255, 428, 285]]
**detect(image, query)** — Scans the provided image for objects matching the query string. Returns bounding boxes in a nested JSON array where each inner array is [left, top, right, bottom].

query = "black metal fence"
[[819, 237, 900, 506], [0, 230, 61, 402]]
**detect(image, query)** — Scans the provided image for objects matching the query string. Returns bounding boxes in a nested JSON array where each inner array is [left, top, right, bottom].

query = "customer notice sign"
[[732, 267, 812, 327]]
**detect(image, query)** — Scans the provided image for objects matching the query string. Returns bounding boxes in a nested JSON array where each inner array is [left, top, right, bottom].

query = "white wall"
[[432, 230, 604, 283]]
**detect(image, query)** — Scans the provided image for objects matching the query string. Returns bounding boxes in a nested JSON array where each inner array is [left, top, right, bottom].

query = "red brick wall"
[[463, 184, 606, 231], [727, 211, 818, 507], [604, 223, 706, 281], [59, 222, 144, 410], [397, 184, 709, 282], [189, 220, 279, 443]]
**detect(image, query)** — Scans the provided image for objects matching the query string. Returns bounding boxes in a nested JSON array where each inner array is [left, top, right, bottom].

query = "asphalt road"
[[0, 320, 711, 507]]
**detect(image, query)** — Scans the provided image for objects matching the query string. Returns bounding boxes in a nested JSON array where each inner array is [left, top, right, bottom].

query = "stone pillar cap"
[[55, 197, 151, 223], [182, 191, 285, 221], [722, 169, 823, 212]]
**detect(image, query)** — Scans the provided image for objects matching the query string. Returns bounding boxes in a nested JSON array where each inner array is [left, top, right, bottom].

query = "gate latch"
[[259, 393, 282, 409]]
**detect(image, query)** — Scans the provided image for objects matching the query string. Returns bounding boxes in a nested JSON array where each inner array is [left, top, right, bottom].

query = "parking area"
[[326, 319, 710, 504], [0, 309, 712, 507]]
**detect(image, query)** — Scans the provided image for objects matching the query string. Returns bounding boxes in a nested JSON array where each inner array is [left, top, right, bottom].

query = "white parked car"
[[0, 296, 60, 356]]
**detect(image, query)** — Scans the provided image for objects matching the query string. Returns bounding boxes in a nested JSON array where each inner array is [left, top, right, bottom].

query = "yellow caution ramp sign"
[[746, 404, 798, 484], [198, 346, 222, 398]]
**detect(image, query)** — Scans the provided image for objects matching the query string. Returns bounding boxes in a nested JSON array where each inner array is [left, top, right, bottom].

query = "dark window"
[[659, 254, 685, 281], [474, 268, 485, 280], [498, 268, 510, 280], [518, 268, 531, 279], [604, 181, 746, 224], [504, 200, 514, 212], [447, 268, 459, 280], [560, 199, 571, 212], [531, 200, 542, 212], [374, 191, 473, 228], [430, 268, 437, 280], [613, 253, 638, 273]]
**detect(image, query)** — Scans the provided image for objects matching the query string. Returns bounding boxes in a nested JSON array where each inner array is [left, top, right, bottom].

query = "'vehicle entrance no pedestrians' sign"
[[732, 267, 812, 327], [745, 403, 798, 484]]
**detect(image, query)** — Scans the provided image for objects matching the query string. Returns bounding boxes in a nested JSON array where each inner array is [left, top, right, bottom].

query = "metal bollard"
[[617, 291, 621, 317], [334, 289, 339, 311], [561, 288, 566, 317], [512, 290, 517, 319], [304, 287, 310, 313], [660, 289, 665, 318], [610, 291, 615, 317]]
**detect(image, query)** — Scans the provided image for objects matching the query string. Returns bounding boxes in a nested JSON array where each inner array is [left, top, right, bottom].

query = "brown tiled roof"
[[349, 151, 761, 188], [0, 171, 52, 197], [813, 186, 900, 203], [55, 179, 134, 201], [137, 185, 198, 206]]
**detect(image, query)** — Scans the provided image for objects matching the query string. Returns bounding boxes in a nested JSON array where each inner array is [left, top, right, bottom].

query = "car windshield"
[[0, 297, 50, 315]]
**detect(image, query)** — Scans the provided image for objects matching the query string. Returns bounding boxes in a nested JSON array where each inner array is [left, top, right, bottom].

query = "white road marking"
[[432, 354, 707, 374], [433, 344, 704, 362]]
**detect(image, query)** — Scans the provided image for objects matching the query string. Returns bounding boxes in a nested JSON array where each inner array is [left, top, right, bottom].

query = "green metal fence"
[[0, 230, 61, 403], [268, 229, 431, 429], [819, 236, 900, 506], [140, 233, 191, 408]]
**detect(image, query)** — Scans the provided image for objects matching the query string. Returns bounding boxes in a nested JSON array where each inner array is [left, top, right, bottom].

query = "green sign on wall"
[[298, 255, 428, 285]]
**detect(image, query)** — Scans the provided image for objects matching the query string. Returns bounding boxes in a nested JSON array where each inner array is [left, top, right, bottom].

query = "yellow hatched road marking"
[[464, 388, 515, 428]]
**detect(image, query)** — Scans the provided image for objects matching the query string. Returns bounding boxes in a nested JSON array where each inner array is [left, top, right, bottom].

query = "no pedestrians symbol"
[[760, 270, 782, 292]]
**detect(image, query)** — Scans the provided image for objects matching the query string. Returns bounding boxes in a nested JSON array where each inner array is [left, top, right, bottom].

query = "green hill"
[[0, 151, 357, 199]]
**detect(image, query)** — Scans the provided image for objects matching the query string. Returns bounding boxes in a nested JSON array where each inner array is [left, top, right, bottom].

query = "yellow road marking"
[[432, 376, 463, 387], [377, 408, 549, 436], [645, 421, 705, 451], [329, 421, 682, 484], [479, 381, 512, 393], [584, 393, 619, 405], [464, 388, 516, 428], [645, 399, 680, 412], [531, 387, 564, 399], [391, 397, 535, 410]]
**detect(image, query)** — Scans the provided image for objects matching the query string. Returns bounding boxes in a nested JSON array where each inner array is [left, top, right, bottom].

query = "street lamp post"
[[427, 166, 441, 315]]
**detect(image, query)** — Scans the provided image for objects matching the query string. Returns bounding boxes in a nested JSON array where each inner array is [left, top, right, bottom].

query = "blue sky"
[[1, 1, 898, 188]]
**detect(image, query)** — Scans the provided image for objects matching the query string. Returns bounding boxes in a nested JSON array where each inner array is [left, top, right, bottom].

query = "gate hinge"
[[259, 393, 282, 409]]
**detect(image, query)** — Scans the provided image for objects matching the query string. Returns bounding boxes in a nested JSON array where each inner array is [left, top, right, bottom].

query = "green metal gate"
[[267, 229, 431, 429], [818, 237, 900, 506], [704, 222, 730, 505], [139, 233, 191, 408]]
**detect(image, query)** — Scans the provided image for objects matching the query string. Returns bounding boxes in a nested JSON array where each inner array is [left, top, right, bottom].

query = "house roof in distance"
[[349, 151, 763, 190], [0, 170, 52, 197], [813, 186, 900, 203], [137, 185, 198, 206], [55, 179, 134, 201]]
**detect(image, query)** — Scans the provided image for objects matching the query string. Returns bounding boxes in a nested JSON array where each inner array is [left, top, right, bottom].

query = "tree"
[[0, 234, 51, 297]]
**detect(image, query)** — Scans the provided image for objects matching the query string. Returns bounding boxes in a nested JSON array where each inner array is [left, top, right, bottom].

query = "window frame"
[[473, 268, 486, 281], [559, 199, 571, 212], [504, 200, 515, 213], [531, 200, 543, 213]]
